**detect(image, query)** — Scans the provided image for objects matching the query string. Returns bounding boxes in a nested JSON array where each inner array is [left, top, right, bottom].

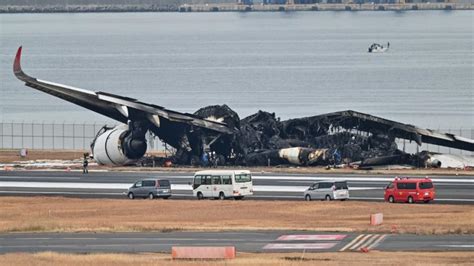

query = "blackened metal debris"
[[165, 106, 474, 167]]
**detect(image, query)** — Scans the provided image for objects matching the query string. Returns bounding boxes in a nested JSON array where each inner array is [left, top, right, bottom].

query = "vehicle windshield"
[[419, 182, 433, 189], [235, 174, 252, 183], [335, 182, 348, 190]]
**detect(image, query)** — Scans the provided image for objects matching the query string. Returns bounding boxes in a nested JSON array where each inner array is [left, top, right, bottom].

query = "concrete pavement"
[[0, 231, 472, 254], [0, 171, 472, 204]]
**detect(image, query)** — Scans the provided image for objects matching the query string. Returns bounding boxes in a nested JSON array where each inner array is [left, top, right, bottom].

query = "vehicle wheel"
[[325, 195, 331, 201], [218, 192, 225, 200], [305, 194, 311, 201], [127, 192, 134, 199], [148, 193, 155, 200], [197, 192, 204, 200], [408, 196, 414, 204], [388, 196, 394, 203]]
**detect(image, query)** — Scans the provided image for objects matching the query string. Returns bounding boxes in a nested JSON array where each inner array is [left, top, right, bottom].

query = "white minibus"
[[192, 170, 253, 200]]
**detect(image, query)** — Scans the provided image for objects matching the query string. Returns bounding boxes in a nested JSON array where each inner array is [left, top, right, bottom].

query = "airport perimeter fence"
[[0, 121, 472, 156], [0, 121, 163, 152]]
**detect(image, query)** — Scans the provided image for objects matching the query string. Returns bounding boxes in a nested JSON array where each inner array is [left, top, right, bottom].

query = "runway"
[[0, 171, 473, 204], [0, 231, 472, 254]]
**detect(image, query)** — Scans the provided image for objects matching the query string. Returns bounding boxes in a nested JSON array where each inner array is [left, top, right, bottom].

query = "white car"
[[304, 180, 349, 201]]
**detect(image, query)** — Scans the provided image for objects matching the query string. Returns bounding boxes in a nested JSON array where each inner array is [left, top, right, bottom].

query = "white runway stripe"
[[0, 182, 380, 192], [1, 174, 471, 183], [253, 186, 381, 192], [1, 182, 473, 202], [252, 176, 474, 183], [349, 234, 374, 250], [359, 234, 381, 249], [339, 234, 388, 251], [366, 235, 387, 250], [339, 234, 365, 251]]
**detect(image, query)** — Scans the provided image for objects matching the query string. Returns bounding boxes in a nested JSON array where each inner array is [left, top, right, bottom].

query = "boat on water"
[[368, 42, 389, 53]]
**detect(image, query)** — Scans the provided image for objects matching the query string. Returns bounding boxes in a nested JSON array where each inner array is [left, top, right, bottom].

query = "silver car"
[[127, 179, 171, 200], [304, 180, 349, 201]]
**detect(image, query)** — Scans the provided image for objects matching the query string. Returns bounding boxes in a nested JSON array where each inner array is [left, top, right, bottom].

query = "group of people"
[[201, 151, 219, 168]]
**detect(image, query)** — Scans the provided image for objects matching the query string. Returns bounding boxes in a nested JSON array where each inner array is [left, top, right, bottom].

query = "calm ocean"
[[0, 11, 472, 130]]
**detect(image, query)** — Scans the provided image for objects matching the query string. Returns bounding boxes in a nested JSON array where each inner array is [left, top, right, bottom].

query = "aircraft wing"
[[13, 46, 233, 135]]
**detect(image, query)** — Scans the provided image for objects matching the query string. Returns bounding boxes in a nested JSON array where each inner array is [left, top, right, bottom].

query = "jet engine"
[[91, 124, 147, 166]]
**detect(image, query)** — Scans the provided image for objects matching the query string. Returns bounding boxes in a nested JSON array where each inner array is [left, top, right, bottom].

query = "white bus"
[[192, 170, 253, 200]]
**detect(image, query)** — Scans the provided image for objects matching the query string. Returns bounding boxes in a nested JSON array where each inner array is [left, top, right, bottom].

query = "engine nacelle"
[[91, 125, 147, 166]]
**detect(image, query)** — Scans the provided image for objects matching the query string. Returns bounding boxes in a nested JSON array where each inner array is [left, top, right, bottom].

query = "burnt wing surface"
[[13, 47, 234, 163], [13, 47, 473, 166]]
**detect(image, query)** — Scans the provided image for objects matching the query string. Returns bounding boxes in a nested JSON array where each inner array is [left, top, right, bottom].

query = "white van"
[[192, 170, 253, 200], [304, 180, 349, 201]]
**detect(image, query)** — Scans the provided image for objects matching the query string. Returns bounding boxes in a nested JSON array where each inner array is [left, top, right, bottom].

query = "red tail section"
[[13, 46, 23, 74]]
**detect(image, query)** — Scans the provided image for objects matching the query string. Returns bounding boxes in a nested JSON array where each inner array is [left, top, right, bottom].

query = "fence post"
[[11, 121, 14, 149], [52, 121, 55, 150], [83, 122, 86, 150], [62, 122, 65, 149], [42, 121, 44, 150], [0, 121, 3, 149], [72, 122, 75, 150], [31, 122, 34, 149], [21, 121, 24, 148]]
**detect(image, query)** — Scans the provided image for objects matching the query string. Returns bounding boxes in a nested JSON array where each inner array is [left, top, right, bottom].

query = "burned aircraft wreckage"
[[171, 106, 474, 168], [13, 47, 474, 168]]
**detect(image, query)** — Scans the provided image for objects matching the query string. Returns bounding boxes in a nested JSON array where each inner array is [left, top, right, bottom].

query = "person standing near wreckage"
[[211, 151, 218, 168], [201, 152, 209, 167], [82, 153, 89, 174]]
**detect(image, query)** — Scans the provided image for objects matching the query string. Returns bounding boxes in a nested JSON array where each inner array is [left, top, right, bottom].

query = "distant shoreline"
[[0, 3, 472, 14]]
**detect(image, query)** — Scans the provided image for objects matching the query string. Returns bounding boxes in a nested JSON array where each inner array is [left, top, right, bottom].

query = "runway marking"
[[437, 245, 474, 248], [429, 198, 474, 202], [347, 234, 373, 250], [277, 235, 346, 241], [0, 176, 80, 180], [0, 182, 380, 192], [0, 190, 472, 202], [252, 176, 474, 183], [0, 244, 171, 248], [1, 175, 472, 184], [253, 186, 381, 192], [0, 237, 270, 243], [366, 235, 387, 250], [263, 243, 337, 250], [339, 234, 366, 251], [339, 234, 388, 251], [351, 197, 474, 202], [0, 191, 123, 195], [0, 182, 131, 189]]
